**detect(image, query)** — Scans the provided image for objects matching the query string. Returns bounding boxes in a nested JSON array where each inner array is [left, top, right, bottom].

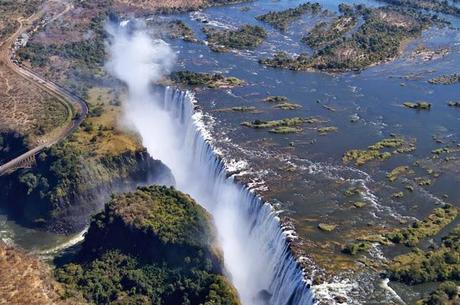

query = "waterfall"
[[104, 20, 315, 304], [136, 86, 316, 305]]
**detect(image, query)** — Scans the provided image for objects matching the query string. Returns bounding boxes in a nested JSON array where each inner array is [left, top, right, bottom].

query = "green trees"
[[55, 186, 240, 305]]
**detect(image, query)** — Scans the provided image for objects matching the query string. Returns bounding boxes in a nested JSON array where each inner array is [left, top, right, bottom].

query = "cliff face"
[[0, 142, 175, 233], [56, 185, 241, 305]]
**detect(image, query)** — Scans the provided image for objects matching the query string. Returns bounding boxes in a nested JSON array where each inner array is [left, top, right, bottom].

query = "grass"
[[256, 3, 325, 31], [203, 25, 267, 52], [384, 204, 458, 247], [269, 126, 303, 134], [343, 137, 416, 166], [70, 87, 140, 156], [241, 117, 305, 129], [387, 222, 460, 285], [403, 102, 432, 110], [170, 70, 245, 88], [387, 165, 412, 182]]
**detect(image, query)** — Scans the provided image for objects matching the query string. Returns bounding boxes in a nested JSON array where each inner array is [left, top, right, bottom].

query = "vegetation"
[[170, 71, 244, 88], [165, 20, 196, 42], [0, 0, 43, 40], [261, 6, 437, 71], [262, 96, 290, 103], [384, 204, 458, 247], [428, 74, 460, 85], [318, 223, 337, 232], [0, 242, 86, 305], [0, 139, 171, 232], [18, 38, 105, 68], [387, 221, 460, 285], [0, 132, 28, 165], [273, 102, 302, 110], [56, 186, 240, 305], [241, 117, 306, 129], [269, 126, 303, 134], [343, 137, 415, 166], [377, 0, 460, 17], [260, 96, 302, 110], [342, 242, 370, 255], [256, 2, 324, 31], [416, 282, 460, 305], [317, 126, 338, 134], [302, 15, 357, 48], [403, 102, 432, 110], [203, 25, 267, 52], [387, 165, 412, 182]]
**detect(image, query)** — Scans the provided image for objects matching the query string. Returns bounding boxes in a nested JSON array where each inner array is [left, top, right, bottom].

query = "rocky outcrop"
[[55, 185, 241, 305]]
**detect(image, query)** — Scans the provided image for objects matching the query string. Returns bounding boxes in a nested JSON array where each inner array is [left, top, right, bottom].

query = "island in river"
[[1, 0, 460, 304]]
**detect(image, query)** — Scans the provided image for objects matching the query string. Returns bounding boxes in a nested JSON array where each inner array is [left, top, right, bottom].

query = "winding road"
[[0, 3, 88, 176]]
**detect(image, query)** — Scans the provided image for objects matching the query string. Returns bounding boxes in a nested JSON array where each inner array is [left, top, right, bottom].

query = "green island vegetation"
[[342, 137, 416, 166], [342, 204, 458, 257], [164, 20, 196, 42], [262, 96, 290, 103], [261, 96, 302, 110], [353, 201, 367, 208], [318, 223, 337, 232], [384, 204, 458, 247], [170, 71, 244, 88], [273, 102, 303, 110], [387, 165, 413, 182], [448, 101, 460, 107], [203, 25, 267, 52], [403, 101, 432, 110], [256, 2, 324, 31], [302, 15, 357, 49], [260, 5, 438, 72], [269, 126, 303, 134], [416, 282, 460, 305], [317, 126, 338, 134], [392, 191, 405, 198], [241, 117, 319, 132], [415, 177, 432, 186], [344, 187, 362, 197], [377, 0, 460, 17], [387, 221, 460, 285], [55, 186, 240, 305], [428, 74, 460, 85], [216, 106, 258, 113]]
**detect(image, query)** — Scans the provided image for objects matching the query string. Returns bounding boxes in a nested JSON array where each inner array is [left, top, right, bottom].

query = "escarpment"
[[0, 142, 174, 233]]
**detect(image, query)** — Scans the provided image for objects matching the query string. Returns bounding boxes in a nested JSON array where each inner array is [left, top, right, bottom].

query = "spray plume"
[[105, 20, 315, 305]]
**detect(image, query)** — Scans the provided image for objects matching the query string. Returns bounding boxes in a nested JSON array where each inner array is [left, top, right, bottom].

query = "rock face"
[[0, 242, 87, 305], [55, 185, 241, 305], [0, 144, 175, 233]]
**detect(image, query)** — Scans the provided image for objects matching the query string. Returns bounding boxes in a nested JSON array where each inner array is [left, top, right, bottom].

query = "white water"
[[106, 22, 315, 305]]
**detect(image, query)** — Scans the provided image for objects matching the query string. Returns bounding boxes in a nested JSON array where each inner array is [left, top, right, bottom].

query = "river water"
[[1, 1, 459, 304]]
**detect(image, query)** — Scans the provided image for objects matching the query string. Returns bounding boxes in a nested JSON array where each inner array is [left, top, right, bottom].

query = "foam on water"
[[147, 87, 316, 305]]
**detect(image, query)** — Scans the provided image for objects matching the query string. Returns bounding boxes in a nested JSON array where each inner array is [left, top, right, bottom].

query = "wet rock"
[[334, 295, 347, 303]]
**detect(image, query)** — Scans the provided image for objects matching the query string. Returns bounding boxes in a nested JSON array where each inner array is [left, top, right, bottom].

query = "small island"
[[203, 25, 267, 52], [170, 70, 245, 88]]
